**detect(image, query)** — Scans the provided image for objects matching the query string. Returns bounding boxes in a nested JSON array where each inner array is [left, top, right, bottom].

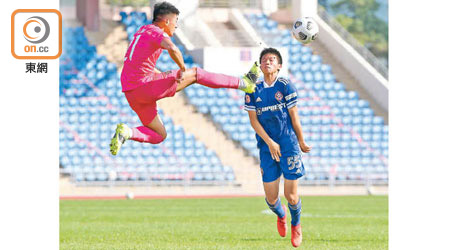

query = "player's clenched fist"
[[299, 141, 311, 153]]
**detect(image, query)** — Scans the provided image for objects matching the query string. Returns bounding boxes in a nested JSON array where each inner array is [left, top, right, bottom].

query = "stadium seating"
[[116, 12, 388, 183], [245, 13, 388, 182], [59, 25, 235, 184]]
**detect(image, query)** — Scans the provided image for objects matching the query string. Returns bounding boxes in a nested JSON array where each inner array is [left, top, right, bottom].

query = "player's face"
[[164, 14, 178, 37], [260, 53, 281, 75]]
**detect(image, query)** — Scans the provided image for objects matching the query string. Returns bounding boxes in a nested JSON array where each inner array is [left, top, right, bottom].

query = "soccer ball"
[[292, 17, 319, 44], [126, 192, 134, 200]]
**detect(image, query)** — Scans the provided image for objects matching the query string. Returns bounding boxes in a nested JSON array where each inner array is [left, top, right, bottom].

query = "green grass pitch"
[[60, 195, 388, 249]]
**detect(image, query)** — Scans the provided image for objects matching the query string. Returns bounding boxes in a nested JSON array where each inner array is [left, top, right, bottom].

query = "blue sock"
[[288, 199, 302, 226], [266, 198, 286, 218]]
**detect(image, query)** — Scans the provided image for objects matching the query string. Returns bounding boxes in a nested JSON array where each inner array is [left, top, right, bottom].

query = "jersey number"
[[126, 34, 142, 62], [287, 155, 300, 171]]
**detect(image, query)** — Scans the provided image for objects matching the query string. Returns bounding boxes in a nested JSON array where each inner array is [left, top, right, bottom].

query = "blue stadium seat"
[[60, 25, 236, 182], [60, 16, 388, 184]]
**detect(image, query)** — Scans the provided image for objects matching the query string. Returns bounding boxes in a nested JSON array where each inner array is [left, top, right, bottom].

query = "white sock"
[[125, 125, 133, 139], [238, 79, 247, 90]]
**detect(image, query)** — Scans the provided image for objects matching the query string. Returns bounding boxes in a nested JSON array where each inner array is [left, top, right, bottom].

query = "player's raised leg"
[[129, 114, 166, 143], [175, 62, 260, 94], [284, 179, 302, 247], [263, 178, 288, 237]]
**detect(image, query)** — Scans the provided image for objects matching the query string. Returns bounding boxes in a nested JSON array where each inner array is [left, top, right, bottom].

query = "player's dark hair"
[[152, 1, 180, 23], [259, 47, 283, 65]]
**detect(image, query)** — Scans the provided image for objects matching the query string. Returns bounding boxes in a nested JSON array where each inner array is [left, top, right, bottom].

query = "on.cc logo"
[[11, 9, 61, 59], [23, 16, 50, 44]]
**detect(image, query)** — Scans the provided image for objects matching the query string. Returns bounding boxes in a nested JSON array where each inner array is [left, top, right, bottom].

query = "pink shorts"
[[124, 70, 179, 125]]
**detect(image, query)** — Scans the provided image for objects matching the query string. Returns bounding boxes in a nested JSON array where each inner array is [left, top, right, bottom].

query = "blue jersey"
[[244, 77, 299, 155]]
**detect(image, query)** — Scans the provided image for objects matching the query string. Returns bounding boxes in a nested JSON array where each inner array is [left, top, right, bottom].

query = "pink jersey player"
[[121, 23, 168, 92], [110, 1, 260, 155]]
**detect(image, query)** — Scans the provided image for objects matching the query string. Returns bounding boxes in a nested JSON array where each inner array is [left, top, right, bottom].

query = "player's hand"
[[268, 140, 282, 162], [176, 68, 185, 83], [299, 141, 311, 153]]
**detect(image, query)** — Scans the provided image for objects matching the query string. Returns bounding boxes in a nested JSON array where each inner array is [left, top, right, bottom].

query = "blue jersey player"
[[244, 48, 311, 248]]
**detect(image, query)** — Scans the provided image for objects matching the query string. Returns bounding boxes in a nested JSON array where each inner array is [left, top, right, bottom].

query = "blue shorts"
[[259, 150, 306, 183]]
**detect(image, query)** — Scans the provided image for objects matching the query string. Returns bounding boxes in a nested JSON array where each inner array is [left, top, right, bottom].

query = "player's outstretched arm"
[[248, 110, 282, 162], [160, 37, 185, 71], [288, 106, 311, 153]]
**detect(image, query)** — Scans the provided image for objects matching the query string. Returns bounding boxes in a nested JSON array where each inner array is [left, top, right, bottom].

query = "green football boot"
[[110, 123, 131, 156], [241, 61, 261, 94]]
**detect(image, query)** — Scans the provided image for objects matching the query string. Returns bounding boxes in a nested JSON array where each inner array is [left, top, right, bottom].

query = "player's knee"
[[285, 194, 299, 205], [159, 130, 167, 142], [266, 196, 279, 205]]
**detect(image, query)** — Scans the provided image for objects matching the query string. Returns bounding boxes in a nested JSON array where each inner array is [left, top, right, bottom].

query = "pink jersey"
[[121, 24, 167, 92]]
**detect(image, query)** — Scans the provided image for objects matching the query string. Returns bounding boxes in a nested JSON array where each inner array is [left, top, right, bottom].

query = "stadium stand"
[[116, 11, 389, 184], [59, 26, 235, 184], [124, 11, 389, 184], [243, 13, 388, 183], [116, 12, 388, 184], [63, 10, 388, 185]]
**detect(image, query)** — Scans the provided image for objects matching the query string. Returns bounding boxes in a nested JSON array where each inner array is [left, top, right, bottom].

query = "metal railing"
[[317, 7, 389, 79], [199, 0, 261, 8], [178, 20, 210, 48], [207, 22, 256, 47]]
